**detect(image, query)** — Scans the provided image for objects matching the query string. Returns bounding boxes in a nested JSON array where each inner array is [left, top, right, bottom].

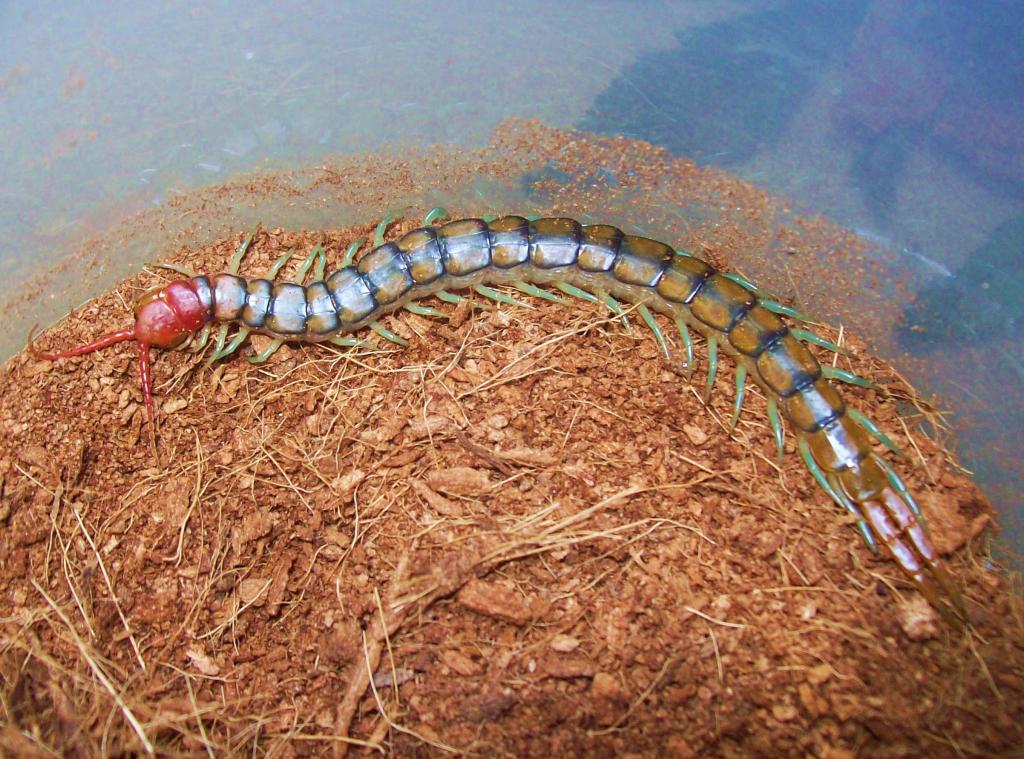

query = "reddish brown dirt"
[[1, 122, 1021, 757]]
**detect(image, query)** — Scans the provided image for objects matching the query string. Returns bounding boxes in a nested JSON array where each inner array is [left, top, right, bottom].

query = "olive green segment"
[[755, 333, 821, 397], [781, 377, 845, 432], [488, 216, 530, 268], [577, 225, 623, 272], [305, 281, 340, 335], [397, 228, 445, 284], [689, 274, 756, 331], [727, 305, 786, 356], [242, 279, 273, 329], [212, 273, 247, 321], [529, 218, 582, 268], [265, 282, 309, 335], [807, 415, 871, 472], [655, 255, 713, 304], [326, 268, 377, 325], [612, 235, 674, 286], [356, 242, 413, 305], [439, 219, 491, 275]]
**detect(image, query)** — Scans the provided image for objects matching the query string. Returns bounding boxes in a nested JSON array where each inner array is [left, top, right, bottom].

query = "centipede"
[[30, 209, 966, 622]]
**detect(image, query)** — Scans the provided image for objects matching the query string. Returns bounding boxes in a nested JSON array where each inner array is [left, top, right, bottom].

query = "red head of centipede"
[[30, 277, 213, 450]]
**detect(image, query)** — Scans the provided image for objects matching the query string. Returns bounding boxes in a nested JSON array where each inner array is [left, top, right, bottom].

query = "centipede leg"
[[513, 280, 565, 303], [798, 439, 878, 553], [341, 239, 365, 267], [822, 365, 877, 390], [228, 232, 255, 274], [370, 322, 409, 346], [266, 250, 296, 279], [294, 245, 324, 283], [403, 302, 448, 318], [209, 327, 251, 363], [705, 337, 718, 403], [329, 335, 374, 349], [475, 284, 531, 308], [187, 324, 212, 353], [637, 303, 670, 359], [156, 262, 197, 278], [373, 213, 399, 247], [595, 289, 632, 334], [423, 207, 448, 225], [849, 409, 906, 457], [872, 454, 924, 522], [675, 318, 695, 379], [248, 338, 284, 364], [767, 398, 785, 464], [554, 281, 599, 303], [760, 298, 815, 324], [791, 328, 852, 356], [730, 365, 747, 431]]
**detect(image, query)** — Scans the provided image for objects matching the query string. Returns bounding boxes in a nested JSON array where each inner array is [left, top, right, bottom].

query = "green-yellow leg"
[[373, 213, 399, 247], [295, 245, 325, 283], [767, 398, 785, 463], [799, 439, 878, 553], [822, 365, 877, 390], [266, 250, 296, 279], [423, 207, 448, 225], [730, 365, 747, 430], [209, 327, 251, 364], [229, 232, 255, 274], [513, 280, 565, 303], [209, 323, 230, 359], [329, 335, 374, 349], [370, 322, 409, 346], [872, 453, 925, 523], [791, 328, 851, 356], [475, 284, 531, 308], [595, 289, 632, 335], [554, 281, 599, 303], [760, 298, 815, 324], [187, 323, 212, 353], [848, 409, 905, 457], [705, 337, 718, 403], [248, 338, 284, 364], [525, 214, 541, 222], [404, 302, 447, 318], [342, 239, 365, 268], [674, 318, 695, 378], [481, 213, 498, 223], [721, 271, 769, 298], [636, 303, 670, 360]]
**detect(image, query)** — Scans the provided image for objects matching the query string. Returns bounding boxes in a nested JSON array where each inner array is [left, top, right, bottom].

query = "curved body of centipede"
[[32, 213, 965, 621]]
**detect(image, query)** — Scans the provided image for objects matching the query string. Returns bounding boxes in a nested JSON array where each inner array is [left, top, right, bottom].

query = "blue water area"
[[1, 0, 1021, 545]]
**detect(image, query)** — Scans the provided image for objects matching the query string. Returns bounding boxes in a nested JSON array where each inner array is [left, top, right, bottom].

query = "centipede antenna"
[[474, 284, 531, 308], [137, 341, 162, 467], [186, 324, 212, 354], [329, 335, 374, 349], [554, 281, 599, 304], [821, 365, 877, 390], [848, 408, 906, 457], [767, 398, 785, 463], [403, 302, 448, 318], [481, 213, 498, 223], [513, 280, 565, 303], [208, 327, 251, 364], [294, 245, 324, 283], [373, 213, 398, 248], [872, 453, 926, 524], [674, 318, 695, 378], [595, 289, 632, 334], [798, 439, 879, 553], [423, 207, 448, 226], [228, 232, 255, 274], [730, 365, 747, 431], [790, 328, 852, 356], [705, 337, 718, 403], [247, 338, 284, 364], [369, 321, 409, 346], [760, 298, 814, 323], [341, 238, 365, 268], [155, 262, 197, 278], [637, 303, 670, 360], [266, 250, 296, 280]]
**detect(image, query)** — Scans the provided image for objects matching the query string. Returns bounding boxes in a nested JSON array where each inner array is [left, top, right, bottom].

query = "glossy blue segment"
[[266, 282, 308, 334], [356, 242, 414, 304], [242, 279, 273, 329], [440, 219, 491, 275], [326, 268, 376, 325]]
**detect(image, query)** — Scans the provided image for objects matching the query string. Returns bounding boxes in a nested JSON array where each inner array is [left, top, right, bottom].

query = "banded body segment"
[[613, 235, 674, 287], [325, 268, 376, 326], [357, 242, 414, 305], [577, 225, 623, 272], [265, 282, 308, 335], [488, 216, 530, 269], [529, 218, 581, 268], [440, 219, 491, 275], [397, 228, 445, 284], [242, 279, 273, 329], [212, 274, 247, 321]]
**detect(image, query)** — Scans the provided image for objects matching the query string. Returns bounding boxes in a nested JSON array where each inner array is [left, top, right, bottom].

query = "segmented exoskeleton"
[[32, 211, 965, 620]]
